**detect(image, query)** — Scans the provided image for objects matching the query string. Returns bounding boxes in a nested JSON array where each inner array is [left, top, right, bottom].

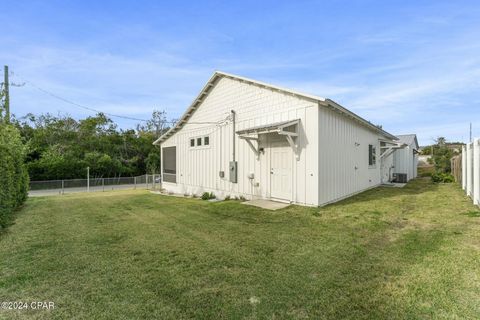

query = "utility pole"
[[4, 65, 10, 123], [470, 122, 473, 143]]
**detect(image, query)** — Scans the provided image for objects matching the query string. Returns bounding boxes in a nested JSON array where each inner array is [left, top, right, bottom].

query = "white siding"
[[393, 145, 417, 181], [161, 77, 319, 206], [160, 75, 400, 207], [414, 153, 418, 178], [381, 152, 394, 183], [317, 107, 386, 205]]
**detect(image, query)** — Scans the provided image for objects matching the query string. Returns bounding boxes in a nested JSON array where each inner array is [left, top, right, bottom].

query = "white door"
[[270, 143, 293, 200]]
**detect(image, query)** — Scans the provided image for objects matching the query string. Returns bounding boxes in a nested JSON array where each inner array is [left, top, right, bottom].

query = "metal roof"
[[236, 119, 300, 135], [153, 71, 398, 145], [396, 134, 419, 149]]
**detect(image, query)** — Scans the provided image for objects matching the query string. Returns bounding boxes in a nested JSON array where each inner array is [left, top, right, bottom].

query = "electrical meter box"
[[229, 161, 238, 183]]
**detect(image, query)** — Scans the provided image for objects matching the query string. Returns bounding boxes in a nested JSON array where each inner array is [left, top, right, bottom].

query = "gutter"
[[321, 99, 398, 141]]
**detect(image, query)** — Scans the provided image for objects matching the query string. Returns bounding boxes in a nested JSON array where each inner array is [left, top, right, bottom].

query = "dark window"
[[204, 136, 209, 145], [197, 137, 202, 146], [190, 139, 195, 147], [369, 144, 376, 166], [162, 147, 177, 183]]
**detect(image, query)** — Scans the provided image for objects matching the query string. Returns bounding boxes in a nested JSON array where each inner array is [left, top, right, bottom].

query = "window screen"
[[204, 136, 209, 145], [369, 144, 376, 166], [162, 146, 176, 183]]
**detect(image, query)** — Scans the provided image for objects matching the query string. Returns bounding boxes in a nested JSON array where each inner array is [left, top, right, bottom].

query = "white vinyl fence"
[[29, 174, 161, 197], [462, 140, 480, 206]]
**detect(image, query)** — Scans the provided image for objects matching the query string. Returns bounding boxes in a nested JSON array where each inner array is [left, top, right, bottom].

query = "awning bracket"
[[279, 131, 300, 160], [237, 119, 301, 161], [239, 136, 261, 159], [379, 142, 407, 160]]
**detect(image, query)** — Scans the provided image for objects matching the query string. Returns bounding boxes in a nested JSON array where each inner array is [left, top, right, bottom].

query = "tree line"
[[11, 110, 171, 181]]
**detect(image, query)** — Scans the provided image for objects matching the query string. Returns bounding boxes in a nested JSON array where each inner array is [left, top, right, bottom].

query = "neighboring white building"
[[392, 134, 419, 182], [154, 71, 407, 206]]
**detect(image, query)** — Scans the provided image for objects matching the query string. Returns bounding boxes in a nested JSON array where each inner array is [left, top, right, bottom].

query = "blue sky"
[[2, 0, 480, 145]]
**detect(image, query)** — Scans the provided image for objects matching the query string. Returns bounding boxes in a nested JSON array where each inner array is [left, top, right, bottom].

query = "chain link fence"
[[29, 174, 162, 196]]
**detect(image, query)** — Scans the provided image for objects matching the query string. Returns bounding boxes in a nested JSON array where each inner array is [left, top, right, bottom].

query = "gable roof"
[[153, 71, 397, 144], [396, 134, 419, 149]]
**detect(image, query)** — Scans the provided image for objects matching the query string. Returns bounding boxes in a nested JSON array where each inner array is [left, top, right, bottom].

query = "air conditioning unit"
[[392, 173, 407, 183]]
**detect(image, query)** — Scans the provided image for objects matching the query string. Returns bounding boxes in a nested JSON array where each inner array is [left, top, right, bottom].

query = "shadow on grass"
[[0, 205, 25, 238], [323, 178, 439, 208], [463, 210, 480, 217]]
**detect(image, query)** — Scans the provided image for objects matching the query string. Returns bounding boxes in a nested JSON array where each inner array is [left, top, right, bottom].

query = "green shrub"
[[0, 124, 29, 228], [442, 174, 454, 183], [201, 192, 216, 200], [431, 172, 454, 183]]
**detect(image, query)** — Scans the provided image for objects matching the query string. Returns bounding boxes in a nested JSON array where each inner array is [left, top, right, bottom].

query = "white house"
[[154, 71, 407, 206], [392, 134, 419, 182]]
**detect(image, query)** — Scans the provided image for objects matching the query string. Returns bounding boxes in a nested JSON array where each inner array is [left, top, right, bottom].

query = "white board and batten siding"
[[393, 148, 416, 180], [317, 107, 387, 205], [381, 152, 394, 184], [161, 77, 320, 206], [393, 135, 419, 181], [158, 72, 399, 207]]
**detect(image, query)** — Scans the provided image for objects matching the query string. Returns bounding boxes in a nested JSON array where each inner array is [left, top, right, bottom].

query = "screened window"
[[197, 137, 202, 146], [204, 136, 209, 145], [368, 144, 376, 166], [190, 139, 195, 147], [162, 146, 177, 183]]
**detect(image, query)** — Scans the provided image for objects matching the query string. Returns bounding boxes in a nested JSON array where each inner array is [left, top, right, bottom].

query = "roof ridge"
[[154, 72, 397, 144]]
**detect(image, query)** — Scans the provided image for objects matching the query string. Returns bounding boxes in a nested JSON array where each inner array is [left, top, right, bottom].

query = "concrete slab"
[[242, 199, 290, 210], [149, 190, 188, 198], [381, 183, 407, 188]]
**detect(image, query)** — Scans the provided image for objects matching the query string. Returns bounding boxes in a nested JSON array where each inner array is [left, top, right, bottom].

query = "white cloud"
[[3, 44, 213, 122]]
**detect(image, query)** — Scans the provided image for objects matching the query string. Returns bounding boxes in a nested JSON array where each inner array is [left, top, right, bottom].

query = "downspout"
[[231, 110, 236, 161]]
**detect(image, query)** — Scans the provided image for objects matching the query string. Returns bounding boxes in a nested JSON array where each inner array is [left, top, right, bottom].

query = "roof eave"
[[321, 99, 398, 141], [153, 72, 222, 145], [153, 71, 397, 144]]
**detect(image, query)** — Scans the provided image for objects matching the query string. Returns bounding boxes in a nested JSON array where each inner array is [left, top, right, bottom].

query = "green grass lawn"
[[1, 179, 480, 319]]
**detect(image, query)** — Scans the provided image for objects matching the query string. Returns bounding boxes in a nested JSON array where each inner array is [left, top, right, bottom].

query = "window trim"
[[189, 135, 211, 149], [368, 144, 377, 168], [162, 146, 177, 184]]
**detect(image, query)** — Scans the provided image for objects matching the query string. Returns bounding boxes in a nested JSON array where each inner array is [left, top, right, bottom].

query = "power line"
[[11, 71, 232, 126], [13, 72, 150, 122]]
